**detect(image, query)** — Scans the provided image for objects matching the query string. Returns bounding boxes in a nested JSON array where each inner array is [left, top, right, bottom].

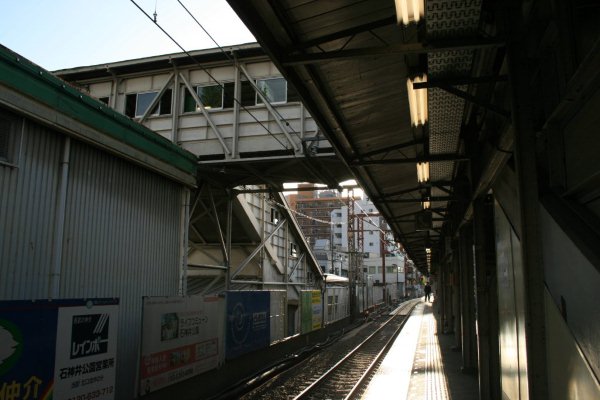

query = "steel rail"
[[293, 302, 417, 399], [344, 313, 412, 399]]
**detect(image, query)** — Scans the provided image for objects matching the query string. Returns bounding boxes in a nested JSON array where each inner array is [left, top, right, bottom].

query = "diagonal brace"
[[231, 218, 287, 279]]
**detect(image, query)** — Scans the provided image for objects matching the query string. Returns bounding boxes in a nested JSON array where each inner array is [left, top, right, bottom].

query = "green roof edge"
[[0, 45, 198, 177]]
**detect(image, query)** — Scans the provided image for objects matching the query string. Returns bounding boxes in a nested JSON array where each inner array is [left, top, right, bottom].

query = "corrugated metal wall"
[[61, 140, 182, 399], [1, 114, 184, 399], [0, 118, 62, 298]]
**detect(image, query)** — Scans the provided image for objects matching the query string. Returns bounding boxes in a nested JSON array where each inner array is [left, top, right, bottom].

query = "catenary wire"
[[132, 1, 407, 256], [129, 0, 290, 151], [176, 0, 303, 142], [256, 190, 404, 251]]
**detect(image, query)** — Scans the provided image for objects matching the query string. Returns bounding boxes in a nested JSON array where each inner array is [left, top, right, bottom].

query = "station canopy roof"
[[227, 0, 509, 273]]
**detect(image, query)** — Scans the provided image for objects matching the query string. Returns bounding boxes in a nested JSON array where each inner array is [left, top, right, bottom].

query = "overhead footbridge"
[[55, 43, 353, 189]]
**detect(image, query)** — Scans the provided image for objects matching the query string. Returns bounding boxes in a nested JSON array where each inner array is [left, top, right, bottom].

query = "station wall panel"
[[540, 206, 600, 378]]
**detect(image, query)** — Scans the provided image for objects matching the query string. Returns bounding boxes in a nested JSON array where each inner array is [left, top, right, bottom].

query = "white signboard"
[[54, 300, 119, 400], [139, 296, 224, 394]]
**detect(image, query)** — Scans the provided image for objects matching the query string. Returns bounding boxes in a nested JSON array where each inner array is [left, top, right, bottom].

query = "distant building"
[[287, 185, 347, 248], [331, 197, 386, 256], [290, 191, 413, 288]]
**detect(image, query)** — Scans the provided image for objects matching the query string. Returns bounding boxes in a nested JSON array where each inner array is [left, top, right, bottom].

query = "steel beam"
[[231, 218, 287, 279], [208, 186, 229, 266], [374, 181, 453, 199], [288, 252, 306, 281], [291, 16, 397, 50], [352, 154, 468, 166], [381, 196, 454, 203], [388, 208, 446, 221], [393, 217, 446, 223], [282, 38, 504, 65], [238, 63, 299, 152], [358, 138, 425, 159], [140, 72, 175, 123], [412, 75, 508, 89], [435, 84, 511, 119]]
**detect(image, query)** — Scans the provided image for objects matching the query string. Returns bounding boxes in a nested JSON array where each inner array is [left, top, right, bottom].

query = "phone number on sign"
[[67, 385, 114, 400]]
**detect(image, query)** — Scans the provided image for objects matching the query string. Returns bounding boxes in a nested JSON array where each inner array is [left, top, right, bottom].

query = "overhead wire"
[[257, 189, 404, 251], [131, 1, 410, 259], [129, 0, 289, 151], [136, 2, 412, 264], [175, 0, 303, 142]]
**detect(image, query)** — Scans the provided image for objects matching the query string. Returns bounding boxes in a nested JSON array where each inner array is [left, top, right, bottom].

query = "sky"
[[0, 0, 256, 71]]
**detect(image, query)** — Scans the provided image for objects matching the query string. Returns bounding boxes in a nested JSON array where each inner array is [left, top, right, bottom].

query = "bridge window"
[[223, 81, 255, 108], [182, 78, 297, 110], [183, 84, 224, 112], [256, 78, 287, 104], [125, 89, 172, 117]]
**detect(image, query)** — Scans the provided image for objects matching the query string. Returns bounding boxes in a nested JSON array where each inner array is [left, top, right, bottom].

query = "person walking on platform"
[[424, 283, 432, 302]]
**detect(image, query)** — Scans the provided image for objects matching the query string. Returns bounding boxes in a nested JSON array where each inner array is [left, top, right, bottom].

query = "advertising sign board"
[[0, 298, 119, 400], [139, 296, 224, 394], [300, 290, 322, 334], [225, 291, 270, 359]]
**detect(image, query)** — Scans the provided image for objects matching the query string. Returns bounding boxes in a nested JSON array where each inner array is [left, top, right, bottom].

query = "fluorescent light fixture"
[[425, 247, 431, 254], [416, 162, 430, 183], [422, 199, 430, 209], [395, 0, 425, 25], [407, 74, 428, 126]]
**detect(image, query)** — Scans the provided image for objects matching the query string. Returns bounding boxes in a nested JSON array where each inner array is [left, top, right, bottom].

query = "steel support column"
[[438, 254, 450, 334], [451, 241, 462, 349], [506, 2, 549, 397], [208, 187, 229, 269], [458, 224, 477, 372], [473, 196, 501, 400], [225, 189, 233, 290]]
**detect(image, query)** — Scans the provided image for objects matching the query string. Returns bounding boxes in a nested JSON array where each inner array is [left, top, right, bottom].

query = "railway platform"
[[362, 299, 479, 400]]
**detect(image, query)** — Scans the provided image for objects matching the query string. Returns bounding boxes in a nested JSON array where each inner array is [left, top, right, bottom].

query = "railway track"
[[292, 313, 409, 400], [233, 299, 419, 400]]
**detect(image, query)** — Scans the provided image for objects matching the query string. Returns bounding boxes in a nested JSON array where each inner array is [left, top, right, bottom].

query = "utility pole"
[[347, 190, 357, 315], [380, 217, 386, 305], [330, 228, 334, 274]]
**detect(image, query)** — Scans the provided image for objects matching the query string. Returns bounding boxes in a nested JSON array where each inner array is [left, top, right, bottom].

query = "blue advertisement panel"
[[0, 301, 59, 400], [225, 291, 270, 360], [0, 298, 118, 400]]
